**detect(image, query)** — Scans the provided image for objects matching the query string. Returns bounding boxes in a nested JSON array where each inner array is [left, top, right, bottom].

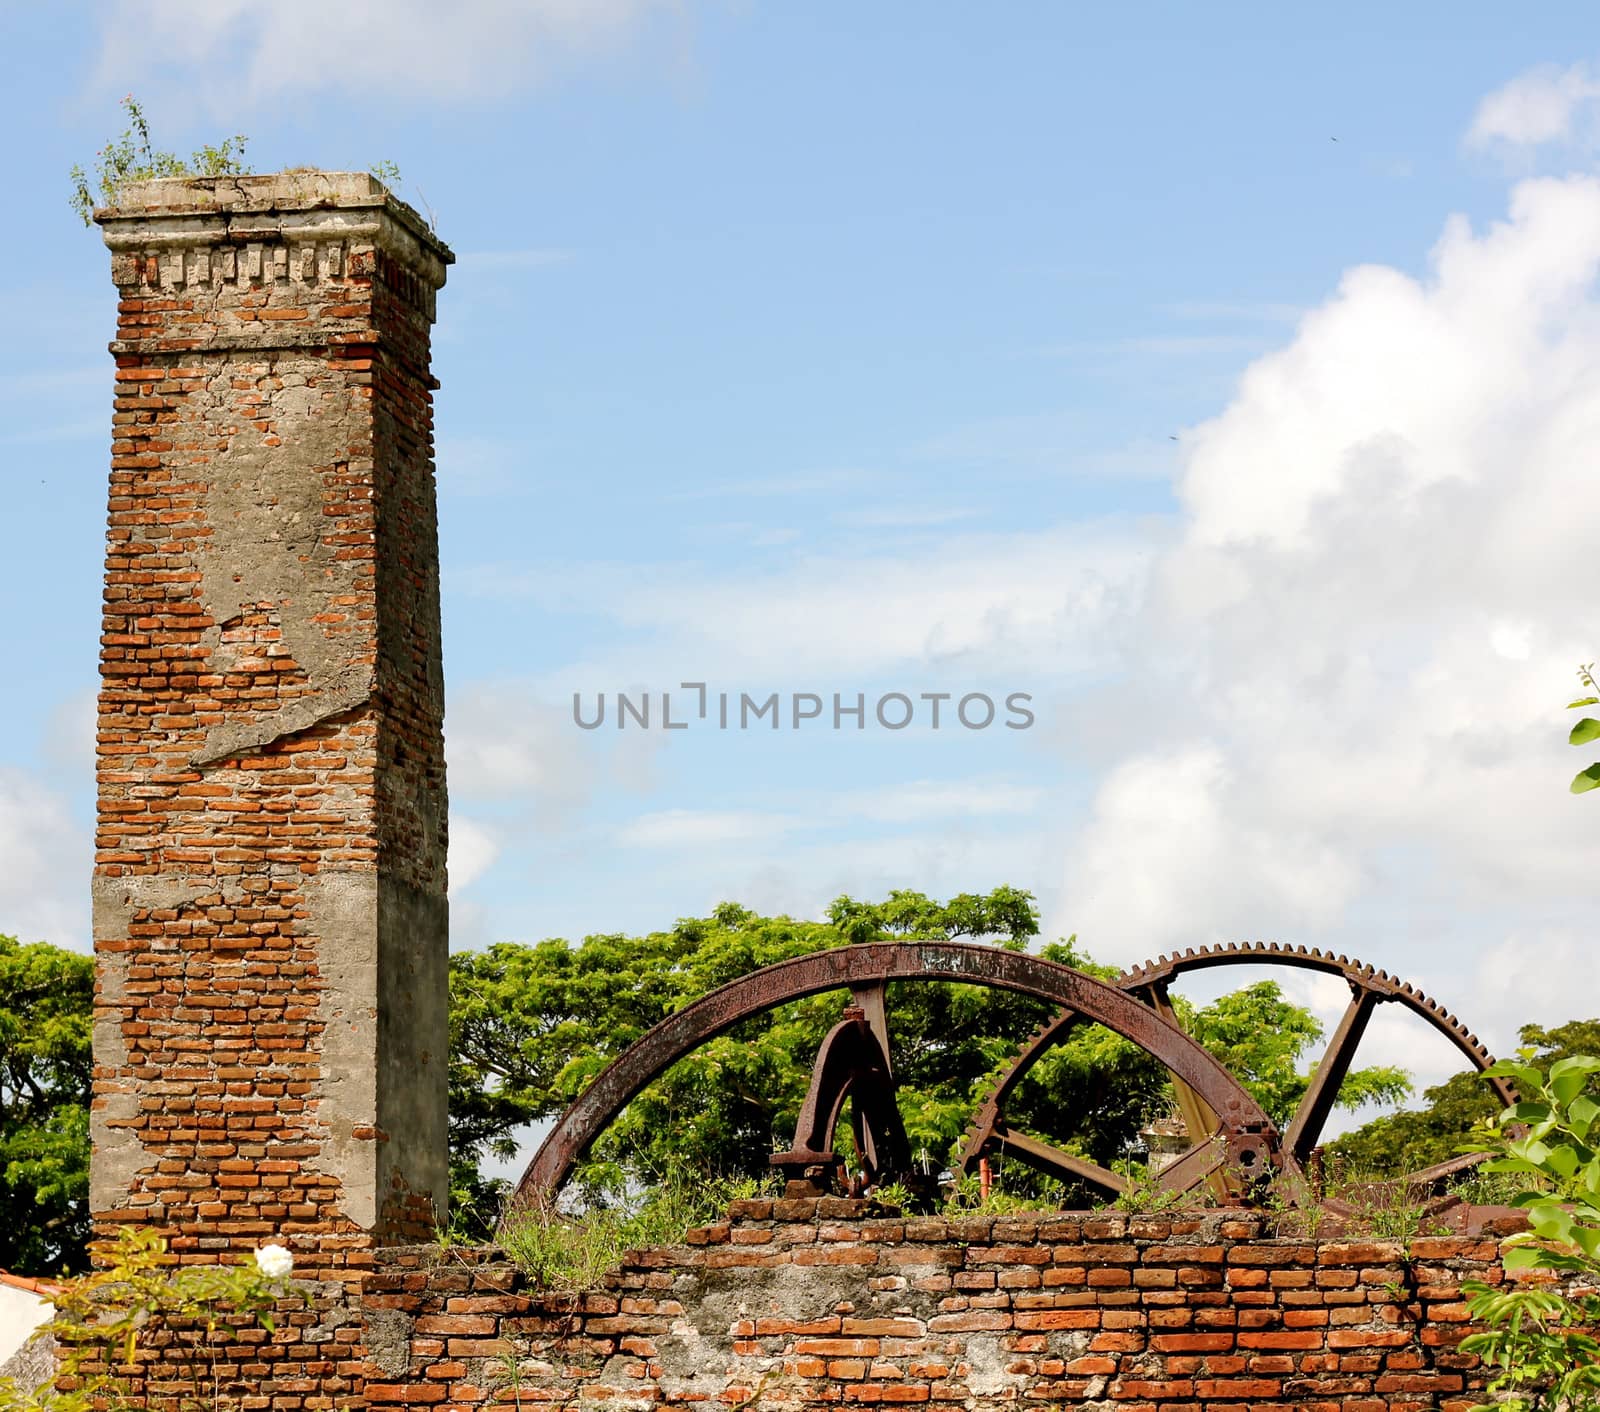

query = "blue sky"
[[3, 4, 1600, 1118]]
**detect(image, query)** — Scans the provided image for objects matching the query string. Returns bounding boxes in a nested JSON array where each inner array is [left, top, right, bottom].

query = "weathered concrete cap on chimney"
[[96, 170, 453, 272]]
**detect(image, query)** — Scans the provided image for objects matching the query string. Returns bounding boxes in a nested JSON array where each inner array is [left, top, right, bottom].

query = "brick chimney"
[[91, 173, 453, 1265]]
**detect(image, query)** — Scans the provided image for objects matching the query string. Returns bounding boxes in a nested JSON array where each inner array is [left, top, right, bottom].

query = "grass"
[[495, 1148, 1522, 1291], [497, 1170, 778, 1290]]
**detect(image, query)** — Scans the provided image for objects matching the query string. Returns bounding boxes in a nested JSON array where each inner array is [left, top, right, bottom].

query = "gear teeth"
[[1094, 937, 1496, 1115]]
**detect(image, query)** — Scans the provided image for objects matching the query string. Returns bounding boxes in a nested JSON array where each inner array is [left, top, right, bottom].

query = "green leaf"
[[1572, 764, 1600, 795], [1569, 697, 1600, 709], [1545, 1144, 1581, 1179], [1569, 1095, 1600, 1140], [1569, 718, 1600, 747]]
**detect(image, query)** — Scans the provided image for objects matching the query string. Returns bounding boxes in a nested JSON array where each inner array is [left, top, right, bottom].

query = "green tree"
[[447, 889, 1411, 1228], [0, 935, 93, 1274], [447, 888, 1051, 1225], [1328, 1018, 1600, 1177]]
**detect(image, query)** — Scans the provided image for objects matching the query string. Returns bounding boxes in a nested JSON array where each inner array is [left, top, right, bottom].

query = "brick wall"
[[360, 1203, 1510, 1411], [90, 172, 453, 1274]]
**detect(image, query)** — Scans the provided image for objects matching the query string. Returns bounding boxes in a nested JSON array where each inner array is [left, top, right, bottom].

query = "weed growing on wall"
[[0, 1226, 304, 1411], [1460, 1052, 1600, 1411], [69, 96, 249, 225], [497, 1168, 778, 1291]]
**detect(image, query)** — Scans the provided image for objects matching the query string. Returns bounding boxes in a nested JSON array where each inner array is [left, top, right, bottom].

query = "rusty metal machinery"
[[509, 942, 1296, 1214], [508, 939, 1505, 1218], [958, 941, 1514, 1199]]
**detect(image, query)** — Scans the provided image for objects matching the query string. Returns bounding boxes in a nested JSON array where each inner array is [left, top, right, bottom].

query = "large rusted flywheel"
[[508, 942, 1298, 1214], [959, 941, 1513, 1197]]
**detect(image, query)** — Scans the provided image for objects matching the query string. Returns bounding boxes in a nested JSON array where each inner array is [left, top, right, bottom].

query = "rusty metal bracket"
[[769, 1005, 912, 1185]]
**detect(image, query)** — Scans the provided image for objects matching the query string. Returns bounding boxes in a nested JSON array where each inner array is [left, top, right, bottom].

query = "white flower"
[[255, 1243, 294, 1280]]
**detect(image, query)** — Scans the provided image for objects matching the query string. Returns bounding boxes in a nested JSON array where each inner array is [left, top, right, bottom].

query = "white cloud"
[[448, 814, 502, 896], [1065, 749, 1362, 967], [459, 522, 1154, 683], [1468, 61, 1600, 151], [90, 0, 684, 106], [1057, 167, 1600, 1045], [673, 825, 1069, 929], [0, 768, 89, 951], [446, 681, 663, 820], [619, 809, 801, 849], [1466, 928, 1591, 1053], [617, 777, 1046, 849], [833, 778, 1045, 824]]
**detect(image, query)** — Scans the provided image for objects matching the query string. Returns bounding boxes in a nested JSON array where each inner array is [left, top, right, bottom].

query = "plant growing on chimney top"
[[69, 95, 250, 226]]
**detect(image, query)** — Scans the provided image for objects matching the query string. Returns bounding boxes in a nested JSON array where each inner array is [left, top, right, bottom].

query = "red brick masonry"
[[359, 1203, 1510, 1411]]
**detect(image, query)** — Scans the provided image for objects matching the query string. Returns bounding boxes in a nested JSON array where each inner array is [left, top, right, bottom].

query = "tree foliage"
[[447, 888, 1411, 1229], [1328, 1018, 1600, 1177], [0, 935, 93, 1274], [447, 888, 1049, 1222], [1459, 1049, 1600, 1411]]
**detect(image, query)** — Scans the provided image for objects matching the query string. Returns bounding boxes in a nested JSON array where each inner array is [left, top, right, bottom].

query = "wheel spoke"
[[849, 981, 891, 1070], [1284, 987, 1379, 1165], [985, 1122, 1129, 1195], [958, 1008, 1086, 1171], [1140, 982, 1219, 1143]]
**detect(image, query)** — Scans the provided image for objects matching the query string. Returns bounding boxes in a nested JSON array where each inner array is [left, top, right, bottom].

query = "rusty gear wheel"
[[508, 941, 1301, 1216], [958, 941, 1513, 1198]]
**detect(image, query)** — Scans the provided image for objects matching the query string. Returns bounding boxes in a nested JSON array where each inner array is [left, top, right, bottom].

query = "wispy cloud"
[[830, 778, 1045, 824], [620, 809, 802, 848], [1039, 332, 1278, 360], [453, 521, 1154, 682], [665, 468, 882, 501], [1120, 333, 1277, 357], [618, 777, 1047, 850], [1159, 301, 1305, 325], [1467, 60, 1600, 153], [90, 0, 688, 108], [833, 506, 979, 530]]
